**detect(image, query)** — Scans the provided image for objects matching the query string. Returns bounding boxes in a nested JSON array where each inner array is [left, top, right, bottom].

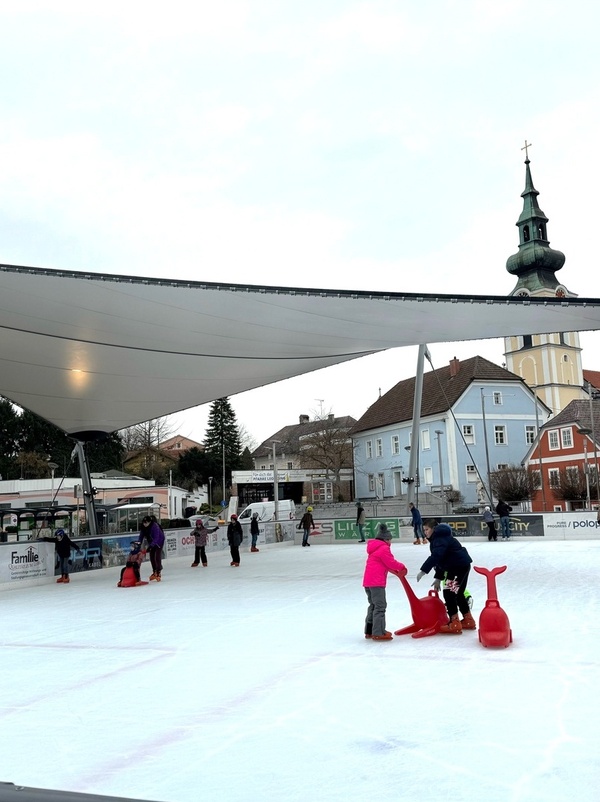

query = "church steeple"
[[506, 142, 566, 296]]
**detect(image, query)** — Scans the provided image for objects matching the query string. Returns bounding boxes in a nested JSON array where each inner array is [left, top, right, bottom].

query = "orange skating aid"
[[473, 565, 512, 648], [394, 573, 449, 638]]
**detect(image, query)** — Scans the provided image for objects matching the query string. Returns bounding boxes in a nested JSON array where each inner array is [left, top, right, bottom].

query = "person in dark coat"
[[39, 528, 82, 584], [299, 506, 315, 547], [356, 502, 366, 542], [250, 513, 260, 552], [409, 502, 425, 544], [416, 520, 474, 634], [495, 500, 513, 540], [139, 515, 165, 581], [118, 540, 146, 586], [227, 514, 243, 566]]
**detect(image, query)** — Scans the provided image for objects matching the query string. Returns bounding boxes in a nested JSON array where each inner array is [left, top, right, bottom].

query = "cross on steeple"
[[521, 139, 533, 161]]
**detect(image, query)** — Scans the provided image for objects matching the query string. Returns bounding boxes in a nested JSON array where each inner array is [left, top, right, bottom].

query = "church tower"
[[503, 145, 584, 414]]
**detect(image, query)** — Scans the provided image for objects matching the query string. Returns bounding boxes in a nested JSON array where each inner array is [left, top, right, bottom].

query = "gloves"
[[416, 570, 426, 582], [431, 579, 441, 592]]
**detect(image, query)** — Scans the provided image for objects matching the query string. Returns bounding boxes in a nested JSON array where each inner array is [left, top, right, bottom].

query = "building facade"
[[351, 356, 550, 508]]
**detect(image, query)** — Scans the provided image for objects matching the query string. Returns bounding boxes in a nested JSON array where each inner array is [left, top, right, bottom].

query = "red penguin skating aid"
[[473, 565, 512, 648], [394, 572, 449, 638]]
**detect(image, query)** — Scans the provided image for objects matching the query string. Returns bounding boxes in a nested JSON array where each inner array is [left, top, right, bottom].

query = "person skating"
[[495, 499, 513, 540], [362, 523, 407, 641], [250, 512, 260, 552], [191, 518, 218, 567], [227, 514, 243, 566], [417, 520, 475, 634], [39, 528, 83, 583], [117, 540, 146, 586], [356, 501, 366, 542], [409, 502, 425, 544], [299, 506, 316, 547], [482, 506, 497, 541], [139, 515, 165, 581]]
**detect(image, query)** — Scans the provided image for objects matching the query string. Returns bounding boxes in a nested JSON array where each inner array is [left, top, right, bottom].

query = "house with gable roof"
[[350, 356, 550, 508]]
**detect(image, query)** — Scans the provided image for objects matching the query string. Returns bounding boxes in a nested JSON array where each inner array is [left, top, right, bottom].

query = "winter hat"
[[55, 529, 64, 538], [130, 540, 141, 549], [434, 523, 453, 537], [376, 523, 392, 541], [484, 506, 490, 511], [231, 514, 238, 520]]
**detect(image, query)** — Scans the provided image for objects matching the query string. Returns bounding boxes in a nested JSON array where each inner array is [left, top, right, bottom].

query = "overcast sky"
[[2, 1, 600, 446]]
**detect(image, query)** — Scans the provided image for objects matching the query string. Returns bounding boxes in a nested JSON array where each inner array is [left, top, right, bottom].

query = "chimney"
[[299, 414, 309, 424], [328, 413, 334, 421], [449, 357, 460, 377]]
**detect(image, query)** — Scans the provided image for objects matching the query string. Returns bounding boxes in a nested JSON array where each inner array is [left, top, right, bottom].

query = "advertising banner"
[[0, 541, 53, 583]]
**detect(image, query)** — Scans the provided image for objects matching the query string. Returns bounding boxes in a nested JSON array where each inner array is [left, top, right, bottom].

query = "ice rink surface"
[[1, 538, 599, 802]]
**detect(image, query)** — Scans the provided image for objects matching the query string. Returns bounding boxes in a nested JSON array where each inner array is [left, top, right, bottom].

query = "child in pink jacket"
[[362, 523, 407, 641]]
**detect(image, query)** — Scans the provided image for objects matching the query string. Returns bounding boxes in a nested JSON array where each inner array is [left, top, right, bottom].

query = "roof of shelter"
[[350, 355, 533, 434], [2, 263, 600, 440]]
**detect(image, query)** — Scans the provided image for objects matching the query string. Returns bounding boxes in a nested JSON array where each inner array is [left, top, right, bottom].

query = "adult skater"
[[250, 512, 260, 552], [139, 515, 165, 581]]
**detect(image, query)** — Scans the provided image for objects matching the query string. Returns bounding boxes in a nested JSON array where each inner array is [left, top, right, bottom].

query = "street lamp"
[[434, 430, 446, 514], [47, 461, 58, 507], [208, 476, 213, 514], [578, 428, 592, 510], [272, 440, 281, 521]]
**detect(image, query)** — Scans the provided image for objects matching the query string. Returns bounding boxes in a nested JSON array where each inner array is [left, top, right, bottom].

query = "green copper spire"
[[506, 146, 566, 295]]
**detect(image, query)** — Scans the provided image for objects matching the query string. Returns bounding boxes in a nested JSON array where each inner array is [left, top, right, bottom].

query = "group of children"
[[363, 518, 475, 639]]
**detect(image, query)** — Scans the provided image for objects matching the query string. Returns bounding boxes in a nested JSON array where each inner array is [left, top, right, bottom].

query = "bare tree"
[[238, 422, 258, 453], [489, 465, 540, 503], [120, 416, 177, 452], [297, 415, 354, 500], [549, 466, 588, 502]]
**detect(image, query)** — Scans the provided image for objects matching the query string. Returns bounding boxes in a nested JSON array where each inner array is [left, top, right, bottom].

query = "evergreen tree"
[[203, 398, 242, 488], [0, 397, 20, 479]]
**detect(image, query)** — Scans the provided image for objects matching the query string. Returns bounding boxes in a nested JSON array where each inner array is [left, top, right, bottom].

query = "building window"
[[312, 481, 333, 503], [525, 425, 536, 445], [376, 438, 383, 458], [548, 430, 560, 450], [378, 473, 385, 490], [548, 468, 560, 487], [561, 428, 573, 448], [391, 435, 400, 455], [566, 466, 579, 482], [424, 466, 433, 485], [531, 469, 541, 488], [368, 474, 375, 492], [421, 429, 430, 450], [493, 392, 503, 405], [497, 463, 508, 470], [494, 425, 507, 445], [366, 440, 373, 459], [287, 462, 293, 470], [522, 334, 533, 348], [462, 424, 475, 444], [466, 465, 477, 483]]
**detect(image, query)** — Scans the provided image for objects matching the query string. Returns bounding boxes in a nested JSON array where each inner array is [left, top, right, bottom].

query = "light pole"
[[578, 428, 591, 510], [272, 440, 281, 521], [47, 461, 58, 507], [222, 441, 226, 509], [404, 445, 419, 506], [434, 430, 446, 514], [480, 389, 493, 505], [208, 476, 213, 514]]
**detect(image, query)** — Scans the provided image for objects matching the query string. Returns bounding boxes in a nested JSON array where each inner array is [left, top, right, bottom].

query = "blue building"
[[350, 355, 550, 508]]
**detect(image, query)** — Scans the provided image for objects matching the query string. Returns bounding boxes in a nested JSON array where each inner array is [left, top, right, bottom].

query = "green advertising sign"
[[334, 518, 400, 540]]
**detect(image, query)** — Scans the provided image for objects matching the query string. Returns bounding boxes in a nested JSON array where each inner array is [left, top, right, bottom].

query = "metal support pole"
[[407, 345, 427, 510], [435, 430, 445, 515], [533, 387, 547, 511], [74, 441, 98, 538], [480, 389, 493, 505], [272, 441, 280, 521]]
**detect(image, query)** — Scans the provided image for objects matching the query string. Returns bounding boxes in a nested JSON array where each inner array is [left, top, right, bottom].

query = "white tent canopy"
[[2, 263, 600, 438]]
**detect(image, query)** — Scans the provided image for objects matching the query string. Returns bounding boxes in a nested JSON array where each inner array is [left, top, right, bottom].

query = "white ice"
[[1, 539, 599, 802]]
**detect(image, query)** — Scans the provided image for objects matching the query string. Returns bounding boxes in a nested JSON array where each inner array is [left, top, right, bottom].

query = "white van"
[[238, 500, 296, 522]]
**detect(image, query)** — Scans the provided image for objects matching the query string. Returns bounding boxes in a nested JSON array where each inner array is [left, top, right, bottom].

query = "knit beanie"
[[376, 524, 392, 541]]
